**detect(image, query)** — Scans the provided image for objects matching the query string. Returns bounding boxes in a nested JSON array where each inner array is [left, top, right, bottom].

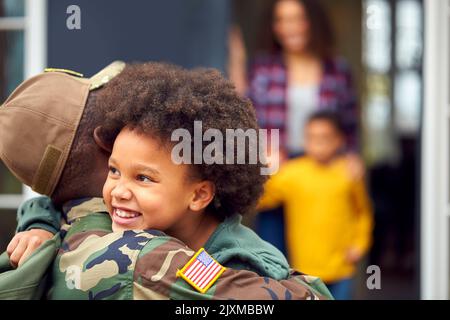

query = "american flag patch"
[[176, 248, 226, 293]]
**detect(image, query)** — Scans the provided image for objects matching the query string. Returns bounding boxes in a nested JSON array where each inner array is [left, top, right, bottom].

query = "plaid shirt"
[[247, 53, 359, 152]]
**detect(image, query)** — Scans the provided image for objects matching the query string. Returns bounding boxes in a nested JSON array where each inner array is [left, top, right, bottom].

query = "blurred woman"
[[247, 0, 359, 156]]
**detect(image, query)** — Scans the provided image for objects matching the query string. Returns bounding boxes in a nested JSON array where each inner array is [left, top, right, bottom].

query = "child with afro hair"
[[97, 62, 290, 279]]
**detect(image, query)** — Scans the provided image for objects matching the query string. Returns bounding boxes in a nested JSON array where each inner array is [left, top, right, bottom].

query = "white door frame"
[[421, 0, 450, 300], [0, 0, 46, 209]]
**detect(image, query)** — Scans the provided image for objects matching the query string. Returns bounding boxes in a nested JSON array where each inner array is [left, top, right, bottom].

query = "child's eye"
[[137, 175, 153, 183], [108, 166, 120, 176]]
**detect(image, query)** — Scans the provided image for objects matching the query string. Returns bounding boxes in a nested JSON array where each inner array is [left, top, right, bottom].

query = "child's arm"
[[257, 165, 290, 211], [347, 178, 374, 263], [7, 197, 61, 267]]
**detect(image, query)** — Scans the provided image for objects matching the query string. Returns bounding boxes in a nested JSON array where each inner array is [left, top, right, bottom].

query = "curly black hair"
[[98, 62, 268, 219]]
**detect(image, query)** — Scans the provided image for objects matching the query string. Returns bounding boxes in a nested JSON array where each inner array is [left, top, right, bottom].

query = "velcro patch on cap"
[[33, 145, 62, 195]]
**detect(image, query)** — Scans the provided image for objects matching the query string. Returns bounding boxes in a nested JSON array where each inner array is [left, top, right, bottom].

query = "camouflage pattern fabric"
[[47, 198, 333, 300]]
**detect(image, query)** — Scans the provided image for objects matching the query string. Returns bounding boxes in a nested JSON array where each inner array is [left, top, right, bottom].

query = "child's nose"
[[111, 182, 132, 200]]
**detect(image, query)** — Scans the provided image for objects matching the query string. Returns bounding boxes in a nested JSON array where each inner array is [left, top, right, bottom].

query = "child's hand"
[[6, 229, 54, 268], [346, 247, 363, 264], [345, 153, 365, 181]]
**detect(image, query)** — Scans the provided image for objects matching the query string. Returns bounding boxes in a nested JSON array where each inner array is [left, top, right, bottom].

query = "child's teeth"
[[115, 209, 139, 218]]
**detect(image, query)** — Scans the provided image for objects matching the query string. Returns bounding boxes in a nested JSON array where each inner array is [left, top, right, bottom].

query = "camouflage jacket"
[[17, 197, 333, 300]]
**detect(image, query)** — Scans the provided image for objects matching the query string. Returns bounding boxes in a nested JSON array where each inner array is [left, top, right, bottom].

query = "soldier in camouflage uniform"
[[0, 61, 332, 300], [16, 196, 327, 300]]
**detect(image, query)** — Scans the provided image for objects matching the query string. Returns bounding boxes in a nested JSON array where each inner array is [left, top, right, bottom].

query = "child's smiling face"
[[103, 127, 204, 233], [304, 119, 344, 164]]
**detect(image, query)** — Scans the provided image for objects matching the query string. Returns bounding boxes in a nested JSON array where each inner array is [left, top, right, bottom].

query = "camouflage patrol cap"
[[0, 61, 125, 196]]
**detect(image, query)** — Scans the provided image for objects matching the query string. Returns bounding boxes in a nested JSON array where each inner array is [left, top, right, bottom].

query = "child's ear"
[[189, 181, 215, 212], [93, 126, 112, 153]]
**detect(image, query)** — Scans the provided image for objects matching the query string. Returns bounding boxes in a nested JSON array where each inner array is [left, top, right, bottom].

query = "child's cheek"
[[102, 181, 114, 214]]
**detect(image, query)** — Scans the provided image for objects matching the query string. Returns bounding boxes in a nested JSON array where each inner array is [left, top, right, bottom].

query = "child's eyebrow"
[[133, 163, 160, 177], [108, 157, 118, 164]]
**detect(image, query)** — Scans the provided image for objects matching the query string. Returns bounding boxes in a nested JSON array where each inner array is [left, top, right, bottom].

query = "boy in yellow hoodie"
[[258, 110, 374, 300]]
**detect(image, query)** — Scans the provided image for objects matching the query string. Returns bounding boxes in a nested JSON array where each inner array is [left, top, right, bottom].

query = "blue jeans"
[[326, 278, 354, 300], [254, 207, 287, 256]]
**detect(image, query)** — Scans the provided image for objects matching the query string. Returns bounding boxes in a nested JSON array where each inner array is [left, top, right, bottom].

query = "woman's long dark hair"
[[258, 0, 335, 60]]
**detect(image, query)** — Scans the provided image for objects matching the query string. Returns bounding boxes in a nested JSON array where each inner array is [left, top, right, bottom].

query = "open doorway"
[[231, 0, 422, 299]]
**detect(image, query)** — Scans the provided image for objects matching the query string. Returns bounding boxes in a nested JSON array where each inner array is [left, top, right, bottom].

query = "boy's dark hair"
[[99, 62, 268, 219], [307, 110, 345, 135]]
